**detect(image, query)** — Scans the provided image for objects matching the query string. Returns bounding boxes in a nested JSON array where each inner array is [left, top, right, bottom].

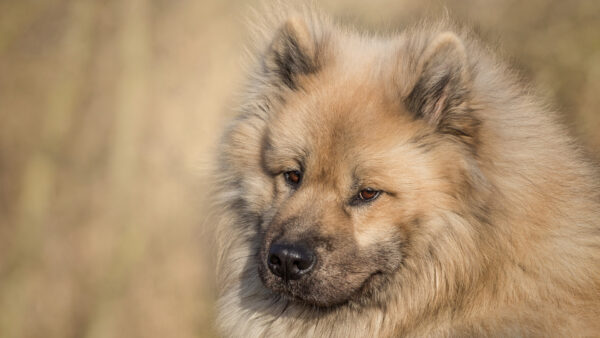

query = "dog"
[[213, 6, 600, 337]]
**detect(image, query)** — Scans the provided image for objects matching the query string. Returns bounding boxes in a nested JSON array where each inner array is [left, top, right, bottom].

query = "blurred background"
[[0, 0, 598, 337]]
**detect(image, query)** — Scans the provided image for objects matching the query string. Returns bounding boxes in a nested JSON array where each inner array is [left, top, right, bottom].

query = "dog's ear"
[[262, 17, 321, 90], [405, 32, 477, 138]]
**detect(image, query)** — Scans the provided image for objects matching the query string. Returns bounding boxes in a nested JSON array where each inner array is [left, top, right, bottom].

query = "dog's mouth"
[[260, 263, 388, 308], [354, 270, 384, 293], [309, 271, 385, 308], [257, 234, 403, 308]]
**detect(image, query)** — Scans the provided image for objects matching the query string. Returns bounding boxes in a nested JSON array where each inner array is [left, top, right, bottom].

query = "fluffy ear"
[[262, 17, 321, 90], [405, 32, 477, 137]]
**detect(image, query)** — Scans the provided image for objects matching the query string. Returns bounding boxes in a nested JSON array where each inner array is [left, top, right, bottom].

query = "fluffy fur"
[[213, 5, 600, 337]]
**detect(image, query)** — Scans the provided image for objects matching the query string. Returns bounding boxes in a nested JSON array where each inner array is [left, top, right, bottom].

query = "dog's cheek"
[[354, 220, 408, 273], [355, 223, 399, 248], [243, 174, 277, 217], [353, 207, 408, 245]]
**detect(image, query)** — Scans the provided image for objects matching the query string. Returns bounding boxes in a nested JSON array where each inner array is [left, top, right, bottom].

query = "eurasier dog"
[[213, 7, 600, 337]]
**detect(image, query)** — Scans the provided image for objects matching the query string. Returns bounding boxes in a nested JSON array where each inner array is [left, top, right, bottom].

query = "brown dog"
[[213, 7, 600, 337]]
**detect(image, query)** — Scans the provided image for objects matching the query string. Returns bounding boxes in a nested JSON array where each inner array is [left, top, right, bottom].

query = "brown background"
[[0, 0, 598, 337]]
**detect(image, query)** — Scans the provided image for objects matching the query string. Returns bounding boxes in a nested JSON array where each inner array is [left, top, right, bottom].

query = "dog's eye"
[[358, 188, 380, 201], [283, 170, 302, 186]]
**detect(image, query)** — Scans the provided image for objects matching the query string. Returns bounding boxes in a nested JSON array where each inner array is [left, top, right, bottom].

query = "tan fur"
[[213, 5, 600, 337]]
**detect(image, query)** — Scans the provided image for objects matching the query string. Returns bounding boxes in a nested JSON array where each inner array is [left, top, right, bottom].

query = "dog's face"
[[245, 19, 477, 308], [256, 72, 471, 307]]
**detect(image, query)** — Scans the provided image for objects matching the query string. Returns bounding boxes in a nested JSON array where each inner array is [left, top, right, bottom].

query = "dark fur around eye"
[[350, 188, 381, 206], [283, 170, 302, 187], [359, 188, 380, 201]]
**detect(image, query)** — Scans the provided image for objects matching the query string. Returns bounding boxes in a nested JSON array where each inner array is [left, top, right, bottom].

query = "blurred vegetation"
[[0, 0, 598, 337]]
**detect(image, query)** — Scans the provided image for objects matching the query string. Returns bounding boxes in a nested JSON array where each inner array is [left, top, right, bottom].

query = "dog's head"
[[226, 17, 483, 308]]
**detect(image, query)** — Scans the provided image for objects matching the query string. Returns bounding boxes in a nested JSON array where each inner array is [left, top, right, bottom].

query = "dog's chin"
[[258, 264, 388, 308]]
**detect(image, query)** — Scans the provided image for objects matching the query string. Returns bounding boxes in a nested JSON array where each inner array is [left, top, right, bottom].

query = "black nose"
[[267, 243, 315, 281]]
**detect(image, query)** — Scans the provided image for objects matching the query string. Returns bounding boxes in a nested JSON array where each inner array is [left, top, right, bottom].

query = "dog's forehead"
[[271, 76, 417, 157]]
